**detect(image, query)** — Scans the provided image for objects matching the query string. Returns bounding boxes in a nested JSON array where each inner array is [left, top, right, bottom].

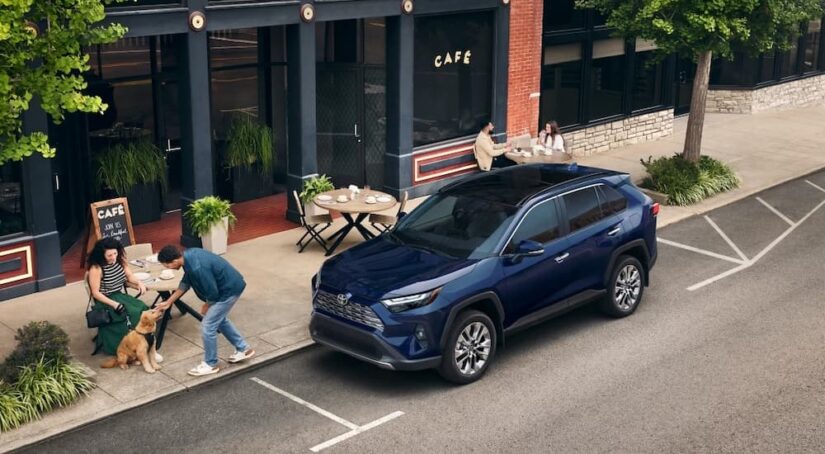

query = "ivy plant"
[[0, 0, 127, 164]]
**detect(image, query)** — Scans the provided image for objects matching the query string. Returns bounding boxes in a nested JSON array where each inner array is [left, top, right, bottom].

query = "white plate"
[[134, 272, 151, 281], [365, 199, 377, 204], [316, 194, 332, 201], [159, 273, 175, 281], [376, 196, 392, 203], [145, 254, 159, 263]]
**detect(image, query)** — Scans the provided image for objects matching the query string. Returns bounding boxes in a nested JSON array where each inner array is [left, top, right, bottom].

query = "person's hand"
[[114, 303, 125, 314], [200, 303, 209, 316], [137, 282, 147, 295], [157, 300, 172, 311]]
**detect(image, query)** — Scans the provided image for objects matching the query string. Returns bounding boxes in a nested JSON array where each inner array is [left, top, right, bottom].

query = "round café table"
[[128, 258, 201, 350], [505, 147, 572, 165], [313, 188, 397, 256]]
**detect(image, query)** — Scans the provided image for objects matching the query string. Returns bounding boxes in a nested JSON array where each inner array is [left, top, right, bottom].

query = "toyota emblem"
[[336, 293, 350, 306]]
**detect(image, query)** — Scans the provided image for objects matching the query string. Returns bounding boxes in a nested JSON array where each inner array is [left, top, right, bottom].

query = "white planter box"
[[201, 217, 229, 255]]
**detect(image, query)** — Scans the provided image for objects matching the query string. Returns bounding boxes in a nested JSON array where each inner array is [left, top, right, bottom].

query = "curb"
[[4, 339, 317, 453]]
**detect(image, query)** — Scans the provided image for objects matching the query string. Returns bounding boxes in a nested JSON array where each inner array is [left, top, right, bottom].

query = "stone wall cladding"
[[706, 74, 825, 114], [567, 109, 674, 157]]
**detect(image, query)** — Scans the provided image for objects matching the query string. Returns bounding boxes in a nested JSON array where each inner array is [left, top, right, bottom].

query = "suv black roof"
[[439, 164, 618, 206]]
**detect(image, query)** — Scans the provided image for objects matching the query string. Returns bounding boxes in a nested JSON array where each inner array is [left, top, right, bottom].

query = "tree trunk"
[[682, 50, 713, 163]]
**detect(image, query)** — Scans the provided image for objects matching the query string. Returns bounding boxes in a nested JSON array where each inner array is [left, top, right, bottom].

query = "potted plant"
[[299, 174, 334, 216], [95, 140, 167, 225], [184, 196, 237, 254], [221, 115, 276, 202]]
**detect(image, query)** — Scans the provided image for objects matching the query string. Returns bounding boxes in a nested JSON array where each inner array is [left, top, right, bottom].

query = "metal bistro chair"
[[370, 191, 408, 234], [292, 190, 333, 253]]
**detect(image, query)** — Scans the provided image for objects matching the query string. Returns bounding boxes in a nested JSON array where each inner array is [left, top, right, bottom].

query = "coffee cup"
[[337, 195, 349, 203]]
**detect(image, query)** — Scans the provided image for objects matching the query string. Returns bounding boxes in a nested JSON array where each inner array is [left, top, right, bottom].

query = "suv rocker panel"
[[504, 289, 606, 336]]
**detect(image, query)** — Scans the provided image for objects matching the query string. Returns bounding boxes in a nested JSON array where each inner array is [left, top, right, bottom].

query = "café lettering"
[[97, 204, 126, 219], [434, 50, 472, 68]]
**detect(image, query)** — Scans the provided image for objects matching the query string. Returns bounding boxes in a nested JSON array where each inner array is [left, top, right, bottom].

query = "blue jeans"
[[202, 295, 249, 367]]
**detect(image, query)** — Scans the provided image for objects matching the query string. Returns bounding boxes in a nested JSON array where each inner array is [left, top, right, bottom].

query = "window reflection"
[[803, 19, 821, 72], [543, 0, 584, 31], [632, 44, 663, 110], [540, 42, 582, 127], [590, 38, 625, 119], [0, 163, 24, 237]]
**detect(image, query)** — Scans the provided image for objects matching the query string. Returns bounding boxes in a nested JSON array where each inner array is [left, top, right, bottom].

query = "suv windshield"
[[391, 193, 517, 259]]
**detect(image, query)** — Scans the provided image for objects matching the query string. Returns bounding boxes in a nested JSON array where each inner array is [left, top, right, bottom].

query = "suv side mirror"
[[507, 240, 544, 264]]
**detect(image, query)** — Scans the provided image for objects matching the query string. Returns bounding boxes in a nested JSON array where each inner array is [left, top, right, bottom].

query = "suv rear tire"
[[600, 255, 645, 318], [438, 310, 497, 384]]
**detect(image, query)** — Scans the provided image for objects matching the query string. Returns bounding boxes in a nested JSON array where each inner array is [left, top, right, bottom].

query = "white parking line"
[[250, 377, 405, 452], [687, 198, 825, 291], [755, 197, 794, 226], [657, 238, 745, 264], [807, 180, 825, 193], [704, 215, 749, 262]]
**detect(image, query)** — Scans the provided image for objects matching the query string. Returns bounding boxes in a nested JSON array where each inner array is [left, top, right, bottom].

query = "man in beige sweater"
[[473, 120, 510, 171]]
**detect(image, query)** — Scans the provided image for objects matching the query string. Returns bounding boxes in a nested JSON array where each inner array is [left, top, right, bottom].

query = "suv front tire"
[[438, 310, 497, 384]]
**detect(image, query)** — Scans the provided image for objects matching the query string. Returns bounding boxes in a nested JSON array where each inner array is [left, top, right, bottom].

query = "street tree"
[[0, 0, 126, 164], [577, 0, 823, 162]]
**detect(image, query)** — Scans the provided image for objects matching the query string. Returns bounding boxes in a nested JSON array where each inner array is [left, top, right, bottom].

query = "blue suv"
[[310, 164, 658, 384]]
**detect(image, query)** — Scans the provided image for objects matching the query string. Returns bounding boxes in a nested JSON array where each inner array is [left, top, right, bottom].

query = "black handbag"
[[85, 298, 112, 328]]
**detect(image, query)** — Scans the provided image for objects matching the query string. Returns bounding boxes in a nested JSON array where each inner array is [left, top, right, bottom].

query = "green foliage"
[[641, 155, 740, 205], [0, 321, 70, 385], [299, 175, 335, 203], [95, 140, 168, 196], [224, 115, 275, 174], [0, 384, 37, 433], [0, 0, 128, 164], [184, 196, 237, 237], [577, 0, 823, 60]]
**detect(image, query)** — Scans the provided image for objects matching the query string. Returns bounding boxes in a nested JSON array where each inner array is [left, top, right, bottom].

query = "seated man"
[[473, 120, 510, 171]]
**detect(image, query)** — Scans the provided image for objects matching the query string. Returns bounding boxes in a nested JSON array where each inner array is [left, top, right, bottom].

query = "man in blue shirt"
[[157, 245, 255, 376]]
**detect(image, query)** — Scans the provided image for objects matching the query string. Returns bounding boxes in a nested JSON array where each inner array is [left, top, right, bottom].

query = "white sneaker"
[[154, 352, 164, 363], [187, 362, 219, 376], [227, 349, 255, 364]]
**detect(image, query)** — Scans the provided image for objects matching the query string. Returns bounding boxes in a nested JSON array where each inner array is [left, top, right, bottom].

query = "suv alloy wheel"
[[438, 310, 497, 384], [600, 255, 645, 317]]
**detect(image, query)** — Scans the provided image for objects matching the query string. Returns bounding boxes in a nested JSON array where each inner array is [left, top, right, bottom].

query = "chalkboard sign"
[[89, 198, 135, 247]]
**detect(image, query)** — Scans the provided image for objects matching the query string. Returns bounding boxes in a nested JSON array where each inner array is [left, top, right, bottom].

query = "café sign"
[[434, 50, 472, 68]]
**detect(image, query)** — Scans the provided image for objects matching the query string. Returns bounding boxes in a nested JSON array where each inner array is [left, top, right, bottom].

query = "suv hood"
[[319, 237, 476, 300]]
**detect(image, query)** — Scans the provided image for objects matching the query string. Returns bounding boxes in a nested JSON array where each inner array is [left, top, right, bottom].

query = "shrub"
[[184, 196, 237, 237], [0, 322, 70, 384], [640, 154, 740, 206], [299, 174, 334, 203], [0, 385, 37, 432]]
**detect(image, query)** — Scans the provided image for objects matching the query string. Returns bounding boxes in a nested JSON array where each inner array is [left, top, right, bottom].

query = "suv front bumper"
[[310, 312, 441, 371]]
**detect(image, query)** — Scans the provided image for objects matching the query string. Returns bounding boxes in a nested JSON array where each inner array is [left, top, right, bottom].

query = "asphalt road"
[[16, 170, 825, 454]]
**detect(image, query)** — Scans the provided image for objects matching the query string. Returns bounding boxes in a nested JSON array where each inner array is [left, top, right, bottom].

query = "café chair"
[[370, 191, 408, 233], [292, 190, 332, 253]]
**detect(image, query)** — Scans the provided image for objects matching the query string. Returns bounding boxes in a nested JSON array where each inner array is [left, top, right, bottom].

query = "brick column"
[[506, 0, 543, 139]]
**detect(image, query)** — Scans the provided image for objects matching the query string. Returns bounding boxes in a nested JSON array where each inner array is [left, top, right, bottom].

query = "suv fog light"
[[415, 325, 426, 341]]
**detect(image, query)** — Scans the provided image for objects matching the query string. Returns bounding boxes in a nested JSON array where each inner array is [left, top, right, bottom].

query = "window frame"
[[501, 197, 564, 255], [596, 184, 628, 217]]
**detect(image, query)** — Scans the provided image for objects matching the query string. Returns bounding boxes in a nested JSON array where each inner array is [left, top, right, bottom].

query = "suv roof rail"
[[520, 170, 621, 205]]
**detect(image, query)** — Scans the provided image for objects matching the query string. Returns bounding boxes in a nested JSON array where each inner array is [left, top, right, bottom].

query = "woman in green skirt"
[[87, 237, 151, 356]]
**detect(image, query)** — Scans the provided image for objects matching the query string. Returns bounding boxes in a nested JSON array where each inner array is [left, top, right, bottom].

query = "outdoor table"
[[505, 146, 571, 165], [313, 188, 397, 256], [128, 258, 202, 350]]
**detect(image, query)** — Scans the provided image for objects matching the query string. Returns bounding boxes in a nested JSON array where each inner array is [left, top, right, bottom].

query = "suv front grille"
[[314, 290, 384, 331]]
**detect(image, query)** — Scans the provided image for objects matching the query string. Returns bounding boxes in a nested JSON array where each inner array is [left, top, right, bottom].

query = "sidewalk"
[[1, 103, 824, 452]]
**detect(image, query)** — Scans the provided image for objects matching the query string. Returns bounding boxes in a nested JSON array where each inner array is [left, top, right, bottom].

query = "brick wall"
[[506, 0, 543, 139], [706, 74, 825, 113]]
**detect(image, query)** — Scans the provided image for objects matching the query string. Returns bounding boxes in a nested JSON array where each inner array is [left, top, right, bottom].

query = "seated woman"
[[538, 120, 565, 154], [87, 237, 153, 357]]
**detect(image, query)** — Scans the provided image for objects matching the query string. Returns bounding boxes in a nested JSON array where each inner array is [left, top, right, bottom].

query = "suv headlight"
[[312, 270, 322, 294], [381, 288, 441, 313]]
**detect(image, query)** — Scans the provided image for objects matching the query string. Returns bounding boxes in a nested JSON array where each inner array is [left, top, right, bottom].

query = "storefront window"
[[544, 0, 584, 31], [89, 37, 152, 80], [590, 38, 625, 120], [632, 40, 664, 110], [540, 42, 582, 127], [209, 29, 260, 136], [0, 163, 25, 237], [413, 12, 494, 147], [210, 29, 258, 69], [710, 52, 758, 86], [803, 19, 821, 72], [759, 53, 776, 82], [778, 42, 799, 78]]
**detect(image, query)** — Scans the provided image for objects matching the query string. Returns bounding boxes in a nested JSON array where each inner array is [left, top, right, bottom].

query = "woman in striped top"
[[87, 238, 150, 356]]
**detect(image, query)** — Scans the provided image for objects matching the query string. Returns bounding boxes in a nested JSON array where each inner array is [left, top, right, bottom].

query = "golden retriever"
[[100, 309, 163, 374]]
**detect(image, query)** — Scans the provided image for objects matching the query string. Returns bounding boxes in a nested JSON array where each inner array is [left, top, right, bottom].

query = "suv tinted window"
[[598, 185, 627, 216], [505, 199, 561, 254], [562, 187, 605, 231]]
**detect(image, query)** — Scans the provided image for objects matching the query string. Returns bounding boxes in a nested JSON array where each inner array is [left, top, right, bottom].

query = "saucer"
[[134, 272, 151, 281], [365, 198, 377, 204], [376, 196, 392, 203], [336, 196, 349, 203], [159, 273, 175, 280], [145, 255, 159, 264], [316, 194, 332, 201]]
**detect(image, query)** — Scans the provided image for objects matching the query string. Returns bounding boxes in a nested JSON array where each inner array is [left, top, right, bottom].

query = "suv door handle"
[[607, 226, 622, 236], [555, 252, 569, 264]]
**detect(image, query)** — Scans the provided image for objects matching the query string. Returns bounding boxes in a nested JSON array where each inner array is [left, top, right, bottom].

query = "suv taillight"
[[651, 202, 660, 217]]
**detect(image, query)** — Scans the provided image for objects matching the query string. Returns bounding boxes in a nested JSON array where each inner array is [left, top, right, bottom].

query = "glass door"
[[316, 64, 365, 187]]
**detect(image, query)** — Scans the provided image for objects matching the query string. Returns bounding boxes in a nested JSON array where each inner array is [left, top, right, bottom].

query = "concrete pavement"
[[1, 103, 824, 452]]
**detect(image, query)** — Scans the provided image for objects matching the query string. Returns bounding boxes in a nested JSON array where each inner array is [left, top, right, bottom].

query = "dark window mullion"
[[622, 39, 634, 115], [580, 37, 593, 124]]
